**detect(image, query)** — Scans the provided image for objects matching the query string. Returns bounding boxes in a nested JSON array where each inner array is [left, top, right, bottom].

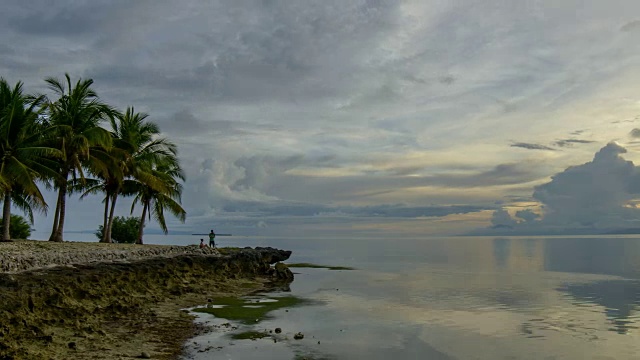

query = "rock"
[[268, 262, 294, 281], [139, 351, 151, 359], [274, 327, 282, 334], [293, 332, 304, 340]]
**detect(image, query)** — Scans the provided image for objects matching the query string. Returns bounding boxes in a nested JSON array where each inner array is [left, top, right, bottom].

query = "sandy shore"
[[0, 240, 293, 359]]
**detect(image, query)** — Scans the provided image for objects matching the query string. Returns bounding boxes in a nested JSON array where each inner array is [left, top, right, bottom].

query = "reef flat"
[[0, 241, 293, 360]]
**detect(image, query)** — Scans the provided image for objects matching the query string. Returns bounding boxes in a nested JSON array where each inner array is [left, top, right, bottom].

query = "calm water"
[[39, 233, 640, 359]]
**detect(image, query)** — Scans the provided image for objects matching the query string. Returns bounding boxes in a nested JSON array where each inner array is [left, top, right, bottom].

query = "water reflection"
[[543, 237, 640, 278], [492, 238, 510, 268], [183, 235, 640, 359], [559, 280, 640, 334]]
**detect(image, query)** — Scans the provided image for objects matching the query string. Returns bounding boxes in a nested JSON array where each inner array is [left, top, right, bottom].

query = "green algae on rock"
[[193, 295, 310, 324]]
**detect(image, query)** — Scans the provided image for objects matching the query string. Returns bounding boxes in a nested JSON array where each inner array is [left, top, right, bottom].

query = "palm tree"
[[0, 79, 60, 241], [72, 150, 124, 243], [108, 107, 178, 243], [45, 74, 115, 242], [130, 156, 186, 244]]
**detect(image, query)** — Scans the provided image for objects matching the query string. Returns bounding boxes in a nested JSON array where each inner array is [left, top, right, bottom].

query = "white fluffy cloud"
[[533, 142, 640, 229], [486, 143, 640, 234]]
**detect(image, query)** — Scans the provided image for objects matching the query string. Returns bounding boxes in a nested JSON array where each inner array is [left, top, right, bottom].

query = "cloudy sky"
[[3, 0, 640, 237]]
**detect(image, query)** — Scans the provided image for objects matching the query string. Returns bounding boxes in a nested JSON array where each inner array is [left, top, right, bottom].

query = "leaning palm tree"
[[0, 79, 60, 241], [100, 107, 177, 243], [130, 156, 186, 244], [44, 74, 115, 242]]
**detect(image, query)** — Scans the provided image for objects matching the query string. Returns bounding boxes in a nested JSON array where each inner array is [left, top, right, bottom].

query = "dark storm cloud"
[[510, 142, 555, 151], [554, 139, 595, 147]]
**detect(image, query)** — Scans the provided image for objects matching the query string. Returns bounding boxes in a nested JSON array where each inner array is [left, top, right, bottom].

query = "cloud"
[[554, 139, 595, 147], [514, 209, 540, 223], [532, 142, 640, 228], [8, 1, 640, 236], [490, 208, 517, 228], [510, 142, 555, 151], [621, 20, 640, 32], [630, 128, 640, 138]]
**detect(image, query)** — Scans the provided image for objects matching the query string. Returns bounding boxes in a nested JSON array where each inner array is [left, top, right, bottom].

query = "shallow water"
[[177, 235, 640, 359], [41, 233, 640, 359]]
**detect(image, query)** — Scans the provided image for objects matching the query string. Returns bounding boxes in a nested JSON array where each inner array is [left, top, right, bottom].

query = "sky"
[[2, 0, 640, 237]]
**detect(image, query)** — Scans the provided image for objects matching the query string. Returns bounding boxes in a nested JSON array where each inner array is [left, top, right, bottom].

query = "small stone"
[[139, 351, 151, 359], [274, 327, 282, 334], [293, 332, 304, 340]]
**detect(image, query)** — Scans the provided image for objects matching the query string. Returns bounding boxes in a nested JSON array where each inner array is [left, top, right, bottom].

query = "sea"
[[35, 232, 640, 359]]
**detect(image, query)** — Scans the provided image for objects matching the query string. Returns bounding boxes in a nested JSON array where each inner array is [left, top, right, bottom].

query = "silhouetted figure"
[[199, 239, 206, 248], [209, 230, 216, 248]]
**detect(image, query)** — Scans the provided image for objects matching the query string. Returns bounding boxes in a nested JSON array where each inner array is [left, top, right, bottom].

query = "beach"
[[0, 240, 293, 359]]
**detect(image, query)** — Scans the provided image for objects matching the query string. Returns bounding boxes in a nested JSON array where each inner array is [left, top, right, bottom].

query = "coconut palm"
[[45, 74, 115, 242], [0, 79, 60, 241], [130, 156, 186, 244], [72, 148, 124, 243], [109, 107, 178, 243]]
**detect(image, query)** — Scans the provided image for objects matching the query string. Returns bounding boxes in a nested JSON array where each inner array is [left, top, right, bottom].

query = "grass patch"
[[230, 331, 270, 340], [286, 263, 355, 271], [193, 295, 310, 324]]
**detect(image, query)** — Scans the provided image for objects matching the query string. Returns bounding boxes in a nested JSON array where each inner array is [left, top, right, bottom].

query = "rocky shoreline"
[[0, 241, 223, 273], [0, 240, 294, 359]]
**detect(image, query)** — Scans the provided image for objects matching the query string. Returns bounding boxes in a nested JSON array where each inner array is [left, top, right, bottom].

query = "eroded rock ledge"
[[0, 242, 294, 359]]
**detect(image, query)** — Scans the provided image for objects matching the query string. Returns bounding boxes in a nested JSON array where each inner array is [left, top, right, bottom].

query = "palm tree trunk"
[[105, 193, 118, 243], [48, 187, 62, 242], [50, 175, 68, 242], [100, 194, 110, 242], [2, 192, 12, 242], [136, 202, 148, 245]]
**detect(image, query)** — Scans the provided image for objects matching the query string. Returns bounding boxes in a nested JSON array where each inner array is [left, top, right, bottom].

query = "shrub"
[[0, 214, 33, 239], [95, 216, 142, 243]]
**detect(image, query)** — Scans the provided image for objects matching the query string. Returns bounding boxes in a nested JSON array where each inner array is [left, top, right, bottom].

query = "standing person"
[[208, 229, 216, 248]]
